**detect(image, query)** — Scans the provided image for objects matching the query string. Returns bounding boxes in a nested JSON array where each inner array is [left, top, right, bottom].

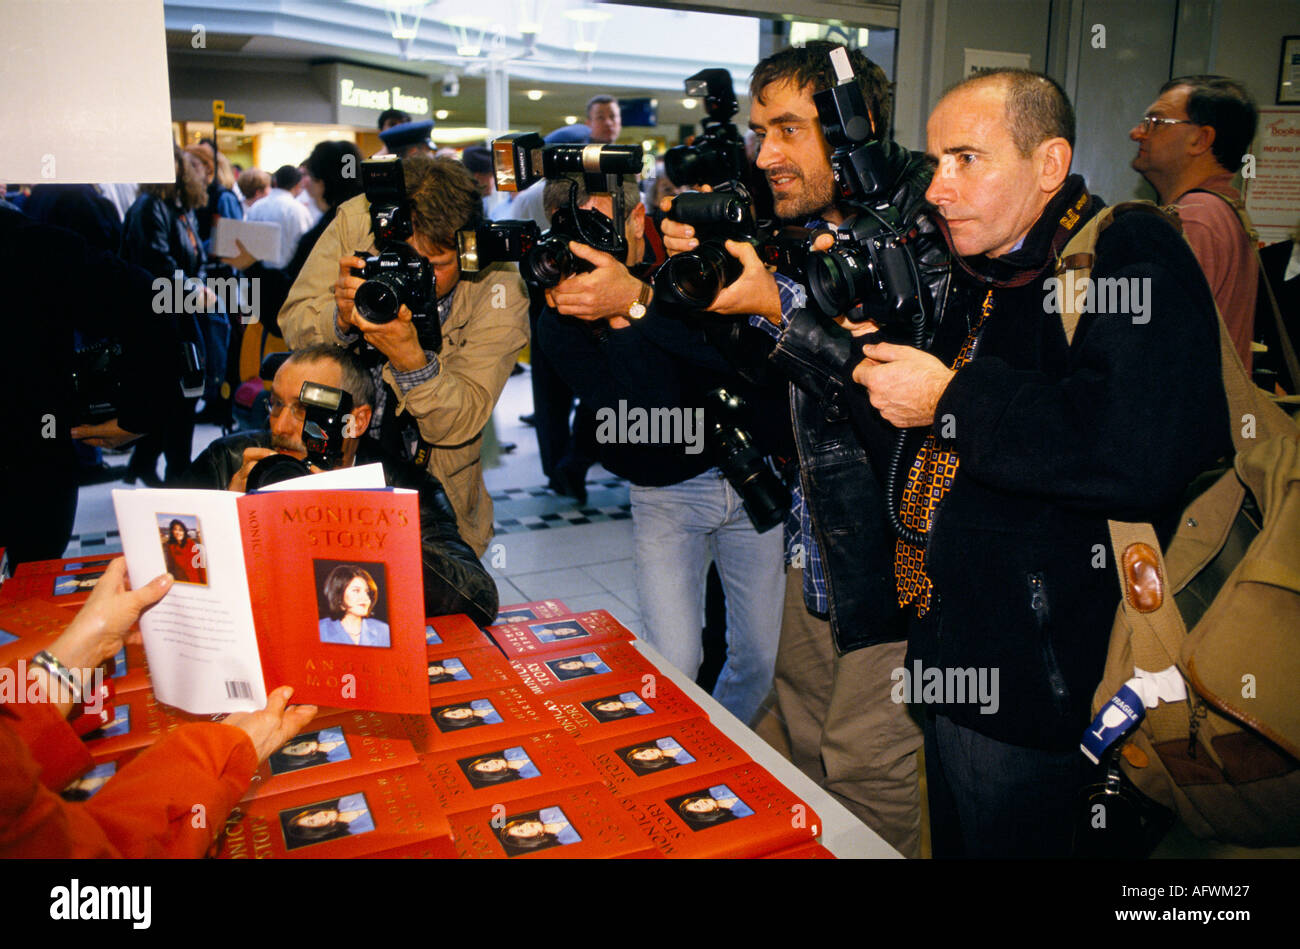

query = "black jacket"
[[179, 432, 499, 626], [711, 139, 954, 653], [913, 180, 1230, 750], [122, 193, 204, 281]]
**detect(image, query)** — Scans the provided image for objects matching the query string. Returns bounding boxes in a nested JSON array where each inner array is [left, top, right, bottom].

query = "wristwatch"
[[627, 282, 652, 320]]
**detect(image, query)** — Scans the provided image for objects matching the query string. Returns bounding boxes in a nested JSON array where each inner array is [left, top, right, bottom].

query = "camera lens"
[[354, 275, 402, 324], [807, 250, 870, 318], [656, 242, 739, 308], [523, 237, 574, 289], [246, 453, 312, 491]]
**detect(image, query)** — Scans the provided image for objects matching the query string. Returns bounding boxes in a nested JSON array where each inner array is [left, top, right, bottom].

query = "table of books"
[[1, 565, 898, 859]]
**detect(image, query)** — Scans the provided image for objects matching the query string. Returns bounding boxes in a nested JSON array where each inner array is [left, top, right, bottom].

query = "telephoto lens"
[[353, 275, 402, 324]]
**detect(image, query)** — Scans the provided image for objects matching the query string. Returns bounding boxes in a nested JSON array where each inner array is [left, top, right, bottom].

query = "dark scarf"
[[936, 174, 1101, 289]]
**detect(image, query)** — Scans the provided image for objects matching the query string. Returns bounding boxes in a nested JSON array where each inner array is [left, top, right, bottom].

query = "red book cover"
[[242, 717, 420, 802], [542, 676, 705, 745], [447, 783, 657, 859], [492, 599, 570, 625], [426, 645, 520, 701], [580, 716, 754, 795], [508, 642, 657, 698], [485, 609, 637, 660], [417, 729, 604, 812], [762, 842, 837, 859], [217, 765, 455, 859], [103, 643, 152, 696], [113, 487, 427, 715], [82, 690, 209, 762], [11, 553, 119, 577], [57, 748, 141, 802], [424, 613, 496, 653], [239, 489, 427, 713], [402, 685, 559, 754], [0, 599, 78, 665], [616, 764, 824, 859], [0, 565, 110, 607]]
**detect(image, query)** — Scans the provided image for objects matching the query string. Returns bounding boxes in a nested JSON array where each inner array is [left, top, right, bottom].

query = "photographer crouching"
[[177, 343, 498, 626], [278, 155, 529, 557], [526, 161, 791, 726]]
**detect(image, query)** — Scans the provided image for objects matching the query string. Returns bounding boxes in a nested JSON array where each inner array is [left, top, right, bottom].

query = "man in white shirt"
[[245, 165, 313, 268]]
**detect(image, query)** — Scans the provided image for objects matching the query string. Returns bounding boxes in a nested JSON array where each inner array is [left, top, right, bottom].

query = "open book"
[[112, 466, 428, 715]]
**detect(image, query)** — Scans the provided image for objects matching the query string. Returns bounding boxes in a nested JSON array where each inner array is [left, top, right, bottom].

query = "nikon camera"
[[350, 157, 442, 353]]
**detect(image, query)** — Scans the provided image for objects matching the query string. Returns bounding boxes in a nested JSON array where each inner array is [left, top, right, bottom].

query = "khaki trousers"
[[767, 568, 923, 858]]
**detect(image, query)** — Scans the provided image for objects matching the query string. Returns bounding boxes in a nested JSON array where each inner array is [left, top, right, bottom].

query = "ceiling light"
[[564, 115, 578, 125], [681, 98, 697, 109], [526, 89, 544, 101], [435, 109, 450, 119]]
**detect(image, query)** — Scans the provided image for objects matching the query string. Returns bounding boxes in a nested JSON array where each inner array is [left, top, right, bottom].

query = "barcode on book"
[[225, 680, 252, 699]]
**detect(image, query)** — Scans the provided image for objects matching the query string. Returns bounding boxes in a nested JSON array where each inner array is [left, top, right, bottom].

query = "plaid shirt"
[[336, 289, 456, 455], [747, 273, 829, 615]]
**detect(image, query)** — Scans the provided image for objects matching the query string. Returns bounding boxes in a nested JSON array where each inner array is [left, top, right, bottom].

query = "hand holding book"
[[223, 685, 319, 762]]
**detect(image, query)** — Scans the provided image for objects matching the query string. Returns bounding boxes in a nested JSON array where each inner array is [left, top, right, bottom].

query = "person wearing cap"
[[379, 119, 436, 160]]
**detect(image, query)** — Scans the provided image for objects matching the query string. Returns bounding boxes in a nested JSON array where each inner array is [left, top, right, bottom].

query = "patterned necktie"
[[894, 289, 995, 615]]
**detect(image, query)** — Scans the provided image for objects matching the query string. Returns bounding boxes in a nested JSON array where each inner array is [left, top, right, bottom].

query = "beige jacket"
[[278, 194, 529, 555]]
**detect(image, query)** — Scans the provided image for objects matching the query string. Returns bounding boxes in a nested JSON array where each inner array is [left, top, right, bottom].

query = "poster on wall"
[[1244, 110, 1300, 245], [963, 48, 1032, 79]]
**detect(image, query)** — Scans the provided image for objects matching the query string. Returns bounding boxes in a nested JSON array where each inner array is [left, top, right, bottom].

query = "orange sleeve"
[[1, 705, 257, 858]]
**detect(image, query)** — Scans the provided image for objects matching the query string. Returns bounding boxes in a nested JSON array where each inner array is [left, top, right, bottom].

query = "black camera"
[[455, 220, 541, 273], [705, 388, 790, 534], [491, 133, 644, 289], [655, 195, 814, 309], [664, 69, 746, 189], [69, 340, 124, 425], [351, 158, 441, 351], [522, 200, 628, 288], [804, 48, 925, 336], [805, 206, 923, 333], [654, 191, 756, 308], [246, 381, 354, 490]]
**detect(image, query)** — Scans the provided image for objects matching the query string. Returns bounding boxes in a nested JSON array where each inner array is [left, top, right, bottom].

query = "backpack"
[[1055, 201, 1300, 848]]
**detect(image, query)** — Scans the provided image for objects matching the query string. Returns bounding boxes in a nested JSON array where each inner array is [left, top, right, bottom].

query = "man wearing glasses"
[[178, 343, 499, 626], [1131, 76, 1260, 370]]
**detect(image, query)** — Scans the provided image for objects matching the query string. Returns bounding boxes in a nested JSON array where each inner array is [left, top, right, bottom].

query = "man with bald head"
[[851, 69, 1229, 856]]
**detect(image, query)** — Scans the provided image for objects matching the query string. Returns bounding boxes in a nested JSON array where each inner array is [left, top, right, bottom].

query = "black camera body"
[[351, 157, 441, 352], [246, 381, 354, 491], [705, 388, 790, 534], [664, 69, 746, 189], [490, 133, 644, 289], [656, 194, 815, 309], [654, 191, 756, 308], [805, 206, 923, 333], [803, 48, 925, 337]]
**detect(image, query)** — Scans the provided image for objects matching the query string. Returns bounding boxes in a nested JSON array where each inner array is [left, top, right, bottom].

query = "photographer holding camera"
[[659, 43, 953, 858], [278, 155, 529, 557], [534, 169, 790, 727], [178, 343, 498, 627]]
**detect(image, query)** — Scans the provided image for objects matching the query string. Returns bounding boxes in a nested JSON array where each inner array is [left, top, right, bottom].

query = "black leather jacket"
[[708, 139, 953, 655], [179, 432, 499, 626]]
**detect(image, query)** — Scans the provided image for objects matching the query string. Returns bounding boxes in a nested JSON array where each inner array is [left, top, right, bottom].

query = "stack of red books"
[[1, 570, 833, 859]]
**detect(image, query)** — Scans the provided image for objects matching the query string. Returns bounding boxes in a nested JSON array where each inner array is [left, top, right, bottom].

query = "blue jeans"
[[630, 469, 785, 725]]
